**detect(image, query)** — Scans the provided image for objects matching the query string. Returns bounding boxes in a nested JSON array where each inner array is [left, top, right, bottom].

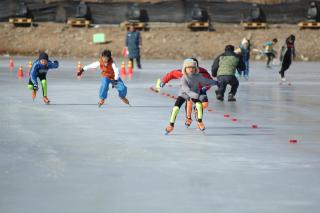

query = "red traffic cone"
[[77, 61, 82, 78], [28, 60, 32, 76], [9, 58, 14, 71], [17, 65, 24, 78], [127, 60, 133, 76], [120, 60, 126, 77]]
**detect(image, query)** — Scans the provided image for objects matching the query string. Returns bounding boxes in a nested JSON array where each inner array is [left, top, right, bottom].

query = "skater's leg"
[[38, 74, 49, 104], [193, 100, 205, 131], [199, 92, 208, 109], [41, 79, 47, 97], [185, 100, 193, 118], [266, 53, 271, 67], [279, 51, 292, 80], [98, 77, 110, 106], [27, 78, 36, 100], [166, 97, 185, 133], [194, 101, 203, 121], [115, 78, 129, 104], [115, 78, 127, 98], [184, 99, 193, 127], [228, 76, 239, 101], [229, 76, 239, 96], [216, 76, 227, 101], [244, 60, 249, 79]]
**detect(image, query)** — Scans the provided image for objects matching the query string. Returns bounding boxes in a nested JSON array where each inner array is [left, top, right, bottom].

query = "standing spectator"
[[125, 25, 142, 69]]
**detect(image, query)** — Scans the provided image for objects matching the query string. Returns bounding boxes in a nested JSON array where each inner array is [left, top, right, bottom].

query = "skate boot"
[[197, 121, 205, 131], [98, 99, 105, 107], [120, 97, 130, 105], [228, 94, 236, 102], [244, 75, 249, 80], [165, 124, 174, 135], [32, 90, 36, 101], [185, 117, 192, 127], [215, 90, 224, 101], [43, 96, 50, 104]]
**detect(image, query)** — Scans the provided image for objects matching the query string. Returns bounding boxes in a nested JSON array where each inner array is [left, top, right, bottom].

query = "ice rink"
[[0, 56, 320, 213]]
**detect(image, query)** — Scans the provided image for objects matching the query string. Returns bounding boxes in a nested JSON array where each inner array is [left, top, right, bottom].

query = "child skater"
[[279, 34, 296, 82], [165, 58, 218, 134], [156, 58, 213, 127], [27, 52, 59, 104], [77, 49, 130, 107]]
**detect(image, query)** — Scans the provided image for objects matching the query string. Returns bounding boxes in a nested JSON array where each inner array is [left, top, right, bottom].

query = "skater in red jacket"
[[156, 58, 214, 127]]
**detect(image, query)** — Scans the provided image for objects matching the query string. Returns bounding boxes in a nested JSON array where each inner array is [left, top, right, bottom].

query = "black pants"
[[129, 56, 141, 69], [279, 50, 292, 78], [265, 52, 275, 67], [216, 75, 239, 96]]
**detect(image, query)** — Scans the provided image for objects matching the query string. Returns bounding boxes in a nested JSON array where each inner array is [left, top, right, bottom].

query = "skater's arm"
[[199, 68, 213, 91], [161, 70, 183, 84], [199, 76, 218, 87], [30, 62, 39, 86], [181, 77, 199, 100], [47, 60, 59, 69], [211, 56, 220, 78], [83, 61, 100, 71], [112, 62, 119, 80]]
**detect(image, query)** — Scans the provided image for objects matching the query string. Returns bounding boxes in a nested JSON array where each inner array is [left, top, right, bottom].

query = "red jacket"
[[161, 67, 213, 90]]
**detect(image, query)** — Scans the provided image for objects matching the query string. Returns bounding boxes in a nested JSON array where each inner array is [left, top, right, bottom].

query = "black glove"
[[33, 84, 39, 91], [77, 68, 84, 77], [111, 80, 118, 88], [53, 60, 59, 66]]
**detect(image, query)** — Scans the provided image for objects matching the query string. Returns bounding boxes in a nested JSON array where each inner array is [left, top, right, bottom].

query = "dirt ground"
[[0, 22, 319, 61]]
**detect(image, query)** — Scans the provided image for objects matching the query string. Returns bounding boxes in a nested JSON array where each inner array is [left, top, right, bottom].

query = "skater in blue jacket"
[[27, 52, 59, 104]]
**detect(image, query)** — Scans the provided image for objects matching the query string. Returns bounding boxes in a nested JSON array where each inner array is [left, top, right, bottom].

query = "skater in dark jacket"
[[27, 52, 59, 104], [279, 34, 296, 82], [211, 45, 245, 102]]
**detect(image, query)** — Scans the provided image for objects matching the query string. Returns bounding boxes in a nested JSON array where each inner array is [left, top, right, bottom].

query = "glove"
[[53, 60, 59, 65], [155, 78, 164, 92], [77, 68, 84, 77], [111, 80, 118, 88], [201, 87, 208, 93], [33, 84, 38, 91]]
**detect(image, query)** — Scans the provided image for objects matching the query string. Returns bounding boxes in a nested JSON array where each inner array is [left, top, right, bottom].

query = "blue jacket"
[[30, 59, 59, 86], [126, 30, 141, 58]]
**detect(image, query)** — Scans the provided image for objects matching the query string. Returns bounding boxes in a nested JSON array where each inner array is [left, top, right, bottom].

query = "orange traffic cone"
[[28, 60, 32, 76], [127, 60, 133, 79], [17, 65, 24, 78], [77, 61, 82, 79], [9, 58, 14, 71], [120, 60, 126, 77]]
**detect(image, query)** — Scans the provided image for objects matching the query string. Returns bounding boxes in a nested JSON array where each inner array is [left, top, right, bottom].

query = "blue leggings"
[[99, 77, 127, 100]]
